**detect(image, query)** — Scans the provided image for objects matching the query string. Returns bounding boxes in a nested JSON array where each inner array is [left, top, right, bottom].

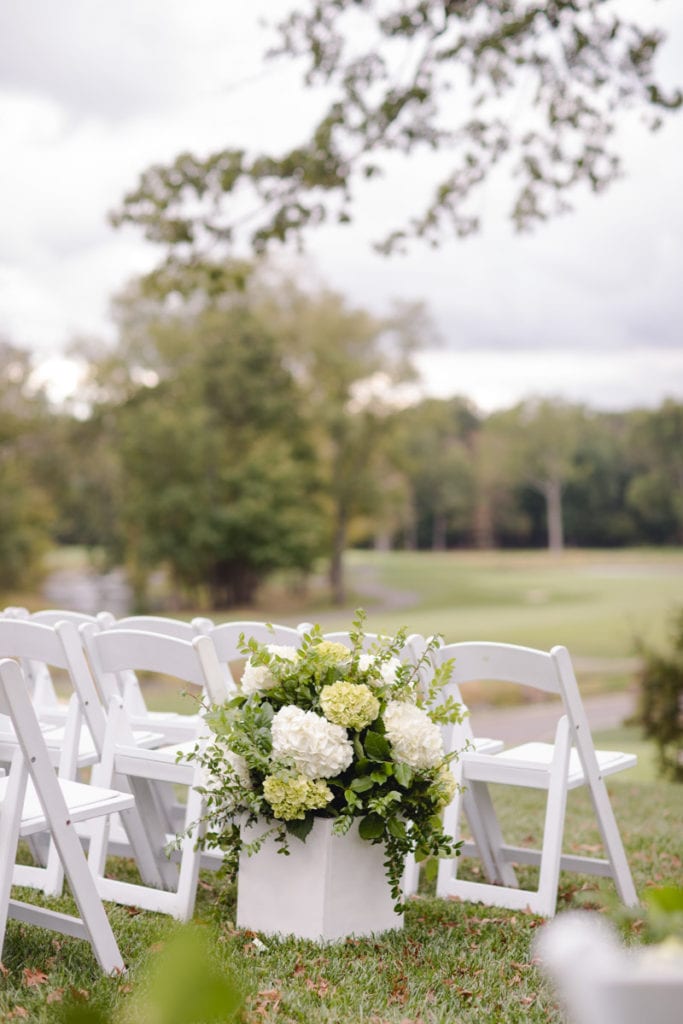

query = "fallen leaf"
[[46, 989, 65, 1004], [305, 976, 332, 997], [23, 967, 49, 987]]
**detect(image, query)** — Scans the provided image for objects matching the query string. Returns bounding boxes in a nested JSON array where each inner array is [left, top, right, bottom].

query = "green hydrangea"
[[429, 764, 457, 810], [319, 681, 380, 730], [313, 640, 351, 666], [262, 773, 333, 820]]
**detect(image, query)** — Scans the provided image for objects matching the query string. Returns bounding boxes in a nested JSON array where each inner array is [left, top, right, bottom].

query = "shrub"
[[636, 607, 683, 781]]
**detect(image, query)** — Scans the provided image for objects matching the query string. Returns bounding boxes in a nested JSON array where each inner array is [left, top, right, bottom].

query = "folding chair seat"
[[431, 642, 638, 917], [81, 625, 228, 921], [0, 657, 133, 974]]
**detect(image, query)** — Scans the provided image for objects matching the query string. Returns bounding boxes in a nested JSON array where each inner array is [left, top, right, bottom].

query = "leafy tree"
[[563, 411, 639, 546], [389, 396, 479, 549], [93, 292, 325, 608], [626, 401, 683, 544], [0, 341, 54, 591], [476, 399, 587, 551], [636, 607, 683, 782], [112, 0, 680, 272], [254, 275, 429, 601]]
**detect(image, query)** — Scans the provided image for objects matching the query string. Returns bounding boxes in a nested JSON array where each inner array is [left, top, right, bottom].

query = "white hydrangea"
[[240, 644, 298, 695], [383, 700, 444, 770], [270, 705, 353, 779], [358, 653, 403, 686]]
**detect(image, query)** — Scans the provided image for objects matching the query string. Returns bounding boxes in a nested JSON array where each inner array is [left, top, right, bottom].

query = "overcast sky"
[[1, 0, 682, 413]]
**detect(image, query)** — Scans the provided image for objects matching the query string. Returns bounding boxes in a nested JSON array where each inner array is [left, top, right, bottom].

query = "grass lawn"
[[2, 759, 681, 1024], [335, 548, 683, 656], [2, 547, 681, 1021]]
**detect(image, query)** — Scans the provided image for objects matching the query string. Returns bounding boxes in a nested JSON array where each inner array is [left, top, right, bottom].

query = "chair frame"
[[0, 657, 132, 974], [433, 642, 638, 917], [81, 625, 227, 921]]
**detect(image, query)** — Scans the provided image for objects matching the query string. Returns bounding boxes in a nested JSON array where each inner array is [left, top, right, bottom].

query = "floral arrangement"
[[189, 611, 464, 907]]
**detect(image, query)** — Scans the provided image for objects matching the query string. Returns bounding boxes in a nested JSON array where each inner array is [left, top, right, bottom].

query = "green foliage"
[[187, 611, 464, 909], [635, 607, 683, 782], [112, 1, 680, 266], [104, 293, 325, 607], [627, 401, 683, 544], [2, 774, 681, 1023], [0, 341, 55, 590], [53, 925, 245, 1024]]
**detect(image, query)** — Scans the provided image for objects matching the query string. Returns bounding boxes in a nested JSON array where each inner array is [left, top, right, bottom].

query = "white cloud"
[[0, 0, 681, 410], [414, 347, 683, 414]]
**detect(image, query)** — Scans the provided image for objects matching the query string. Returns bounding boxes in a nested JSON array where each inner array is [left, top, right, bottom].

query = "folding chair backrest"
[[203, 621, 303, 696], [30, 610, 102, 628], [1, 609, 102, 712], [437, 641, 562, 695], [0, 619, 107, 752], [97, 613, 215, 640], [428, 640, 563, 760], [82, 626, 226, 705]]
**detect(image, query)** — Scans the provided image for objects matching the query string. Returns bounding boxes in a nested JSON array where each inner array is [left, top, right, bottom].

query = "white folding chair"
[[90, 613, 216, 742], [1, 607, 102, 726], [203, 620, 303, 698], [432, 642, 638, 917], [0, 657, 133, 974], [81, 625, 228, 921], [0, 618, 171, 898]]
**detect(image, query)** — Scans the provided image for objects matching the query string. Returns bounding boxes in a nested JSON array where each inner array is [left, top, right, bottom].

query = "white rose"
[[266, 644, 298, 662], [358, 653, 403, 687], [240, 643, 298, 695], [271, 705, 353, 779], [358, 653, 375, 674], [379, 656, 403, 685], [383, 700, 444, 770]]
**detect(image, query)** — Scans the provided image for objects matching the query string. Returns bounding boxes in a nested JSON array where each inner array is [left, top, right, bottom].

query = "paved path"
[[469, 690, 637, 745]]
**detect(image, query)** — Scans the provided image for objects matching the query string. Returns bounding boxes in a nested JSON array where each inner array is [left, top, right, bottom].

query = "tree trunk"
[[544, 476, 564, 552], [403, 494, 418, 550], [329, 503, 347, 606], [432, 511, 447, 551], [473, 493, 495, 549]]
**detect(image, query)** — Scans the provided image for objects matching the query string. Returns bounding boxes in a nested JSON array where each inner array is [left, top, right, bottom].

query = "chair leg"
[[47, 815, 126, 974], [586, 776, 639, 907], [535, 716, 572, 917], [172, 780, 207, 923], [464, 782, 519, 887], [0, 754, 27, 956]]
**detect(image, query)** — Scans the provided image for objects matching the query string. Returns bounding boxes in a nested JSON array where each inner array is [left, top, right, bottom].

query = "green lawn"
[[336, 548, 683, 656], [2, 767, 681, 1024], [2, 547, 681, 1022]]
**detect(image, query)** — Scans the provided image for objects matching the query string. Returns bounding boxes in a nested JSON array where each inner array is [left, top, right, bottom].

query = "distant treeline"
[[2, 270, 681, 607]]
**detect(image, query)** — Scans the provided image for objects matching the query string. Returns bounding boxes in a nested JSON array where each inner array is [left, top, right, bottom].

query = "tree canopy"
[[112, 0, 680, 274]]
